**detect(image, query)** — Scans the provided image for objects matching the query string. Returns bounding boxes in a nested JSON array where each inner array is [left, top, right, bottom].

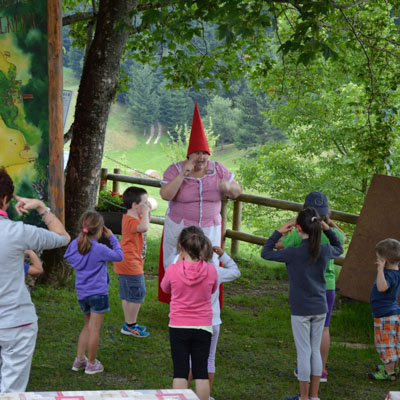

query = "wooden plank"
[[48, 0, 64, 222], [337, 174, 400, 302]]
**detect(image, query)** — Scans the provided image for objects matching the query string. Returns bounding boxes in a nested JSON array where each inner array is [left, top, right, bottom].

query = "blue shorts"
[[78, 294, 110, 314], [119, 274, 146, 303]]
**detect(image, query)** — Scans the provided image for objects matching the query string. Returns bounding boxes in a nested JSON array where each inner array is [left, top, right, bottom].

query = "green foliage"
[[161, 121, 219, 163], [203, 95, 244, 147], [97, 190, 124, 211], [237, 0, 400, 236]]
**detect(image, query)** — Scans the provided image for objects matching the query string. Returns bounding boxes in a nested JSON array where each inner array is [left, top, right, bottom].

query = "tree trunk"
[[42, 0, 137, 284]]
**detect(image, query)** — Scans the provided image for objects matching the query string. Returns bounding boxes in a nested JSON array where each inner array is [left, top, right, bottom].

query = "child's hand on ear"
[[103, 226, 113, 238], [278, 218, 295, 234], [138, 202, 151, 215], [376, 256, 386, 271], [213, 246, 224, 257], [321, 221, 330, 231]]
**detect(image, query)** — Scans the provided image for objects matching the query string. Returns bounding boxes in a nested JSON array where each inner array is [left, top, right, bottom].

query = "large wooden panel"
[[0, 0, 64, 223], [337, 174, 400, 303]]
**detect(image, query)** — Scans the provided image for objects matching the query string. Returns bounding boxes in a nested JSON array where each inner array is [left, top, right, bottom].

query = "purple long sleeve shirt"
[[65, 234, 123, 300]]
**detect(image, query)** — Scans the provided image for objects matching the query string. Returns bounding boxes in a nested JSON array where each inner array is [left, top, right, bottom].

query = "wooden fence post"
[[220, 198, 228, 249], [113, 168, 121, 194], [98, 168, 108, 207], [100, 168, 108, 191], [231, 200, 242, 255]]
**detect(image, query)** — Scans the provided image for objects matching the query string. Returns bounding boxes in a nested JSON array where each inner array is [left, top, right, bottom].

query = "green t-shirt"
[[281, 228, 344, 290]]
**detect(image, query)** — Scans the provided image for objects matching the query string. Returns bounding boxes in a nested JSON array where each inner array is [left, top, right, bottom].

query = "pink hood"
[[178, 260, 210, 286], [160, 259, 218, 326]]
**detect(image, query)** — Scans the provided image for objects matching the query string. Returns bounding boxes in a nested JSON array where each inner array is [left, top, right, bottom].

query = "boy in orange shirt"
[[114, 186, 151, 338]]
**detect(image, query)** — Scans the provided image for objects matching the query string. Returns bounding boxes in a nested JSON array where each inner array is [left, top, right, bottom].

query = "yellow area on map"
[[0, 35, 32, 81], [0, 38, 39, 183], [0, 117, 36, 179]]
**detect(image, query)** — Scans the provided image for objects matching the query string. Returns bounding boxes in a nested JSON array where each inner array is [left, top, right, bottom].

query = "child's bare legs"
[[175, 377, 210, 399], [173, 378, 187, 389], [77, 314, 90, 360], [208, 372, 214, 391], [77, 313, 105, 363], [87, 313, 105, 363], [298, 375, 320, 400], [321, 326, 330, 371], [299, 380, 309, 400], [194, 379, 210, 400], [309, 375, 321, 398], [122, 300, 140, 324]]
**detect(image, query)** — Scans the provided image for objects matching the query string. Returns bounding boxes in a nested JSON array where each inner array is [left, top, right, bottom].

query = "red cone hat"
[[187, 102, 210, 156]]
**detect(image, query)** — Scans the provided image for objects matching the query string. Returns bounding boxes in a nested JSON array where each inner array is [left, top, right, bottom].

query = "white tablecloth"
[[0, 390, 199, 400]]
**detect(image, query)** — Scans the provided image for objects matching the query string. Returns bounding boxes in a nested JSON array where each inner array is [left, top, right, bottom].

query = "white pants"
[[162, 216, 221, 269], [291, 314, 325, 382], [0, 322, 38, 393]]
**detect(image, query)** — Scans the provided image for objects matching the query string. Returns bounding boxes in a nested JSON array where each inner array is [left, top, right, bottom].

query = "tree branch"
[[331, 0, 369, 9], [62, 2, 168, 27], [339, 8, 375, 137], [63, 12, 95, 26], [64, 125, 73, 145]]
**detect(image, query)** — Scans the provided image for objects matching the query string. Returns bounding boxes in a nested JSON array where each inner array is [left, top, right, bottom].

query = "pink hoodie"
[[161, 259, 218, 326]]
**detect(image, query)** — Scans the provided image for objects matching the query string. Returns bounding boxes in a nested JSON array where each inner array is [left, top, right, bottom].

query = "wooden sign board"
[[337, 174, 400, 303], [0, 0, 64, 222]]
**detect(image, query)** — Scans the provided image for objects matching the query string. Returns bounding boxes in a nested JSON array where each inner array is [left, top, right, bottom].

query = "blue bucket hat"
[[304, 191, 329, 216]]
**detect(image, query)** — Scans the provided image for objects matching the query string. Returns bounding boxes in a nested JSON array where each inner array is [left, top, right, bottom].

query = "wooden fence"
[[99, 168, 359, 265]]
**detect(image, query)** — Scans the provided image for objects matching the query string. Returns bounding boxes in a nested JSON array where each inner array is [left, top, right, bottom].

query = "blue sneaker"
[[121, 323, 150, 338], [134, 322, 147, 332], [123, 322, 146, 331], [123, 322, 146, 332]]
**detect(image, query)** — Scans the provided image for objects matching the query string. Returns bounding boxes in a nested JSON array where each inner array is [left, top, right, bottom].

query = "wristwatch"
[[40, 207, 51, 219]]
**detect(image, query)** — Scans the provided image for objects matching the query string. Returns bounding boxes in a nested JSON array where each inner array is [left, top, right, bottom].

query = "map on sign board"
[[0, 1, 49, 222]]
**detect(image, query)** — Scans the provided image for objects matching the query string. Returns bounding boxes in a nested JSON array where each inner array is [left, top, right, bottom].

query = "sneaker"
[[71, 356, 87, 371], [209, 397, 215, 400], [368, 369, 396, 381], [134, 322, 147, 331], [320, 369, 328, 382], [284, 396, 300, 400], [121, 323, 150, 338], [294, 368, 298, 378], [85, 359, 104, 375], [123, 322, 146, 332], [376, 363, 400, 375]]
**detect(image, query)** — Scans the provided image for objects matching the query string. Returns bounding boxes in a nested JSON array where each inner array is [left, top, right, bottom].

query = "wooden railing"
[[100, 168, 359, 265]]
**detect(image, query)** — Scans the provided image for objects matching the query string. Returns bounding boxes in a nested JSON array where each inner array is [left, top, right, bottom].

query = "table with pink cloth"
[[0, 390, 198, 400]]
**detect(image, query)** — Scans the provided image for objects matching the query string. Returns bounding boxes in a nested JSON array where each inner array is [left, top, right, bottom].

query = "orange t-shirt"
[[114, 214, 144, 275]]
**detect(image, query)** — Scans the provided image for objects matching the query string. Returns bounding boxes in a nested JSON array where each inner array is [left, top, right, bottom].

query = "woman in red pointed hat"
[[158, 103, 242, 396]]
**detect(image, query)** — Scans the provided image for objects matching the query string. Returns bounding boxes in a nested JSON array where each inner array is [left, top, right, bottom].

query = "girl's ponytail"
[[297, 207, 322, 264], [77, 211, 104, 255], [177, 226, 213, 262]]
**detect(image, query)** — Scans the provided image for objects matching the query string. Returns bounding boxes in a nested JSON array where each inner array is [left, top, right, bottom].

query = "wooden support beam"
[[48, 0, 64, 222], [231, 200, 242, 255], [112, 168, 121, 194]]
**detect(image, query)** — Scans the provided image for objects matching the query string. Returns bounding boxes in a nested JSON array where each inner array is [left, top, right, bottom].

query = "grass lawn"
[[27, 229, 391, 400]]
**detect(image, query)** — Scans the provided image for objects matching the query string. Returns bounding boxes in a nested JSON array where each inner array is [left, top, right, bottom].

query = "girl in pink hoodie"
[[161, 226, 218, 400]]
